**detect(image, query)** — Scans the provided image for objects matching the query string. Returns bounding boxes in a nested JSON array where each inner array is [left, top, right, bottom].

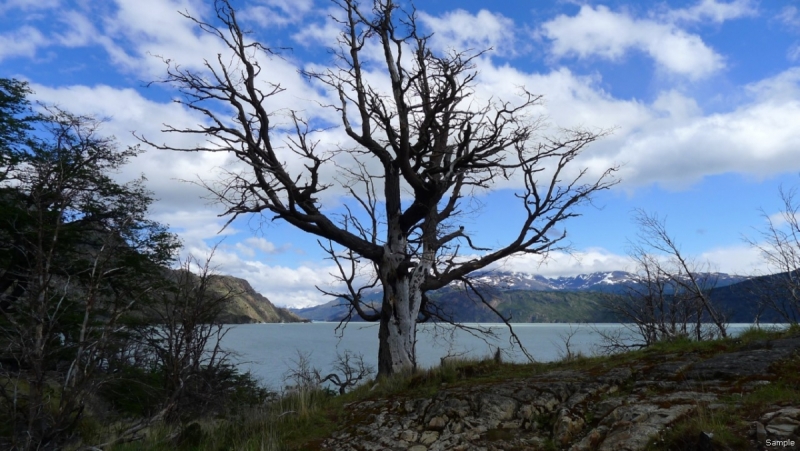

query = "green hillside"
[[163, 269, 308, 324], [429, 288, 621, 323]]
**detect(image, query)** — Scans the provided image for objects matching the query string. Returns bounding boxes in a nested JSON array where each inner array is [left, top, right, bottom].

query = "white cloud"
[[243, 0, 315, 27], [492, 248, 636, 277], [0, 0, 61, 14], [28, 83, 237, 221], [292, 16, 341, 47], [778, 6, 800, 29], [418, 9, 517, 56], [698, 244, 765, 275], [241, 237, 288, 255], [466, 64, 800, 191], [54, 10, 99, 47], [0, 26, 48, 61], [540, 5, 724, 79], [666, 0, 756, 24], [610, 68, 800, 188], [491, 242, 766, 279], [787, 43, 800, 62], [651, 90, 702, 120], [181, 239, 346, 308]]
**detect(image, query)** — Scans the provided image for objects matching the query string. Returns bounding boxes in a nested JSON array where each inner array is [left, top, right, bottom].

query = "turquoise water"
[[220, 322, 777, 390]]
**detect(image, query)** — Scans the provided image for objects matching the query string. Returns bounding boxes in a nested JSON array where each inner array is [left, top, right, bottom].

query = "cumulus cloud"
[[0, 26, 48, 61], [540, 5, 724, 79], [492, 248, 636, 277], [698, 244, 765, 275], [467, 64, 800, 190], [180, 238, 346, 308], [0, 0, 61, 14], [27, 83, 239, 225], [242, 0, 315, 27], [485, 242, 767, 278], [666, 0, 757, 24], [418, 9, 517, 56], [611, 68, 800, 188], [778, 6, 800, 29]]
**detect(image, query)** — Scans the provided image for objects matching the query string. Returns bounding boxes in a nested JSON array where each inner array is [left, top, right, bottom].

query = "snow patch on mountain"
[[466, 270, 748, 292]]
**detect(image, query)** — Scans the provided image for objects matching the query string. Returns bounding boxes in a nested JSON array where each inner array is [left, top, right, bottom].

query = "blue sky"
[[2, 0, 799, 307]]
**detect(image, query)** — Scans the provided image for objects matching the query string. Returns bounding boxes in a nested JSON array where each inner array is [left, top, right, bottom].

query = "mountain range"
[[459, 270, 748, 292], [208, 269, 794, 324], [289, 270, 754, 323]]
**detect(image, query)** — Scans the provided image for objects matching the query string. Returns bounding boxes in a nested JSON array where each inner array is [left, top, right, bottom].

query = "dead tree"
[[284, 350, 373, 395], [143, 0, 617, 377], [600, 210, 727, 349], [746, 184, 800, 323]]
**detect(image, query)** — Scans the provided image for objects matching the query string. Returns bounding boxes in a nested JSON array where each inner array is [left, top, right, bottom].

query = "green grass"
[[645, 325, 800, 451], [648, 405, 749, 450]]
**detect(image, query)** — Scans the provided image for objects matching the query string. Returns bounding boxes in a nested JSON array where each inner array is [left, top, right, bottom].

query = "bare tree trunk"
[[376, 233, 433, 375], [377, 296, 416, 375]]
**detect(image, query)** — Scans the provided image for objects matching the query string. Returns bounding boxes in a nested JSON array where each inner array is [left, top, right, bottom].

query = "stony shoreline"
[[322, 336, 800, 450]]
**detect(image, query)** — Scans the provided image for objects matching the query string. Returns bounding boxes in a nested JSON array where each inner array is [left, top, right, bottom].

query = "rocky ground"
[[321, 336, 800, 450]]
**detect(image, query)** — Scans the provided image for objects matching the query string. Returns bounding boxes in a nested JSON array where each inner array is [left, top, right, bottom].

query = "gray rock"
[[598, 403, 694, 451], [320, 335, 800, 451], [765, 417, 800, 437], [419, 431, 439, 446], [427, 416, 446, 431], [399, 430, 418, 442], [684, 341, 799, 380], [752, 421, 767, 442], [555, 408, 586, 445]]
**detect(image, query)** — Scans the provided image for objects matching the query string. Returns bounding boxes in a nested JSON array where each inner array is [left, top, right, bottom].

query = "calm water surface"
[[220, 322, 772, 390]]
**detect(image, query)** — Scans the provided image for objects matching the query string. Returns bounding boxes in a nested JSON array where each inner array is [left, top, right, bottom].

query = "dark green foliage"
[[418, 287, 623, 323], [0, 79, 274, 449], [0, 79, 183, 450], [0, 79, 38, 180], [100, 365, 166, 417], [710, 271, 800, 323]]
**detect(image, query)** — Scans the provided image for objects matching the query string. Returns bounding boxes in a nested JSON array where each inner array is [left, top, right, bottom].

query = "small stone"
[[408, 446, 427, 451], [501, 420, 521, 429], [428, 416, 447, 431], [763, 407, 800, 423], [555, 409, 586, 445], [419, 431, 439, 446], [766, 417, 800, 437], [399, 430, 418, 442]]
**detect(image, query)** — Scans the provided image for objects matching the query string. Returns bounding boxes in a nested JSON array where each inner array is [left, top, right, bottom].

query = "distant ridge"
[[467, 270, 748, 293], [168, 270, 309, 324], [290, 270, 755, 323], [208, 274, 310, 324]]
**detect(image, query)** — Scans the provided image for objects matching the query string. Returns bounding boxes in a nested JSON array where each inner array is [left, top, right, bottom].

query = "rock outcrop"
[[322, 336, 800, 450], [208, 275, 308, 324]]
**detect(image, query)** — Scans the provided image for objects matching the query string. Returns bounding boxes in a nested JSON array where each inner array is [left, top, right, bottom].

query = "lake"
[[220, 322, 776, 390]]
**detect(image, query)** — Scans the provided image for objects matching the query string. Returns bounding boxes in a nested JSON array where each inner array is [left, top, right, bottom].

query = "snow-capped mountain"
[[290, 270, 753, 322], [466, 270, 748, 292]]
